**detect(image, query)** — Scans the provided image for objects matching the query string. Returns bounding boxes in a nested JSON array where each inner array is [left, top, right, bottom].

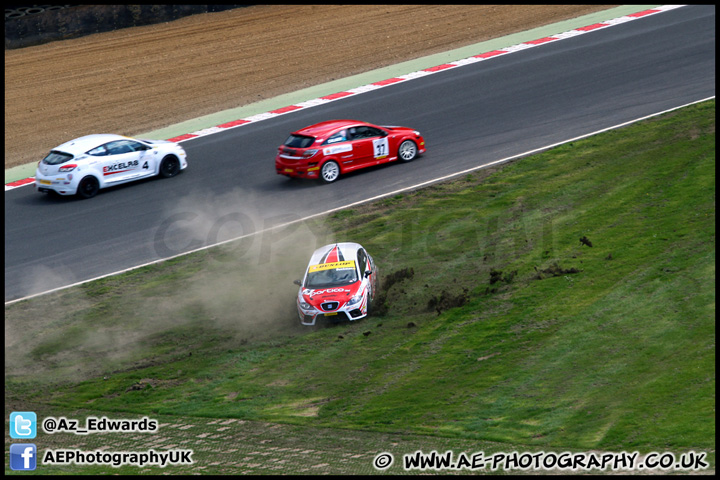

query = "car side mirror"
[[293, 279, 302, 286], [364, 270, 372, 278]]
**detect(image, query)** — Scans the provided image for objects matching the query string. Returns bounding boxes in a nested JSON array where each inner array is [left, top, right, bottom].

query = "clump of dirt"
[[383, 267, 415, 291], [427, 288, 469, 316], [533, 262, 582, 280], [489, 268, 518, 285], [124, 378, 164, 392], [371, 267, 415, 316], [579, 236, 594, 247]]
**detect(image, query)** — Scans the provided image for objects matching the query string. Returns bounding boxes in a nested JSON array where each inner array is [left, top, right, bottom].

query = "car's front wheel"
[[319, 160, 340, 183], [77, 176, 100, 199], [159, 155, 181, 178], [398, 140, 418, 162]]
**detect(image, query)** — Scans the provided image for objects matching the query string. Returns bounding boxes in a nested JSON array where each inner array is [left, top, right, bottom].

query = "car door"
[[321, 129, 357, 170], [365, 250, 378, 301], [130, 140, 157, 178], [368, 127, 390, 165], [348, 126, 389, 168], [100, 139, 150, 183], [356, 247, 373, 299]]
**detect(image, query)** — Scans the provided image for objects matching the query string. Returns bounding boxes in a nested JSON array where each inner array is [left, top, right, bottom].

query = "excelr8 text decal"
[[103, 160, 139, 173]]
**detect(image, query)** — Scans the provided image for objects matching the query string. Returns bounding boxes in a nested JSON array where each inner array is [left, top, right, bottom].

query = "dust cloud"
[[148, 187, 337, 335], [5, 188, 340, 383]]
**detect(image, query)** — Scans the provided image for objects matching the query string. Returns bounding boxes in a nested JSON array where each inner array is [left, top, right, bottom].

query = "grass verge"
[[5, 100, 715, 474]]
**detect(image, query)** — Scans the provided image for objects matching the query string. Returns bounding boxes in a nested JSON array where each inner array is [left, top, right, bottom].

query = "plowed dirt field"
[[5, 5, 614, 170]]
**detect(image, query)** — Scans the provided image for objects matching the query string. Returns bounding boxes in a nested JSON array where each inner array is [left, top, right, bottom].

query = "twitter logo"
[[10, 412, 37, 439]]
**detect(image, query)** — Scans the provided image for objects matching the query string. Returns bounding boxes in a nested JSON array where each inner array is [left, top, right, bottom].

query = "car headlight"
[[346, 294, 363, 307], [299, 302, 314, 310]]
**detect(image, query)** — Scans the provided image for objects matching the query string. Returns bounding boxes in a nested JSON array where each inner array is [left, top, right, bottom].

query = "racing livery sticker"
[[303, 287, 352, 297], [308, 260, 355, 273], [103, 160, 139, 176], [373, 137, 389, 159], [323, 144, 352, 156], [320, 245, 344, 263]]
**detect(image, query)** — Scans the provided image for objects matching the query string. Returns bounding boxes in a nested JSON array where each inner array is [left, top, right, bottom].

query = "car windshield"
[[305, 261, 358, 288], [284, 134, 315, 148], [42, 150, 74, 165]]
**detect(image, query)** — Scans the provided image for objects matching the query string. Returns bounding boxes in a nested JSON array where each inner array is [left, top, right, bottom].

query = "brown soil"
[[4, 5, 615, 170]]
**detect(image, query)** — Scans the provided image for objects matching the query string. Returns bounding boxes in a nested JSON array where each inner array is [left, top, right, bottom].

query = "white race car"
[[35, 134, 188, 198], [294, 242, 379, 326]]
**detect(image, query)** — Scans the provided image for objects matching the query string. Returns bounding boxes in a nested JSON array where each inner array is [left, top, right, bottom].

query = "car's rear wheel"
[[319, 160, 340, 183], [77, 176, 100, 199], [398, 140, 418, 162], [159, 155, 181, 178]]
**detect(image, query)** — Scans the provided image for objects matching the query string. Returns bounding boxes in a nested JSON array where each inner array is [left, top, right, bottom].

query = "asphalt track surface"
[[4, 5, 715, 302]]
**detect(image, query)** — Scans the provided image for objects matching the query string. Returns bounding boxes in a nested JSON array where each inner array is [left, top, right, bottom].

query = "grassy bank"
[[5, 101, 715, 473]]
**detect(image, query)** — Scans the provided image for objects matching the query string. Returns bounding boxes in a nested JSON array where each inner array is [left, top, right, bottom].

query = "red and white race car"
[[275, 119, 425, 183], [294, 242, 379, 326]]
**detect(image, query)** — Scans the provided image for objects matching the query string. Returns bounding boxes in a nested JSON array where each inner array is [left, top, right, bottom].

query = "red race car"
[[293, 242, 379, 326], [275, 119, 425, 183]]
